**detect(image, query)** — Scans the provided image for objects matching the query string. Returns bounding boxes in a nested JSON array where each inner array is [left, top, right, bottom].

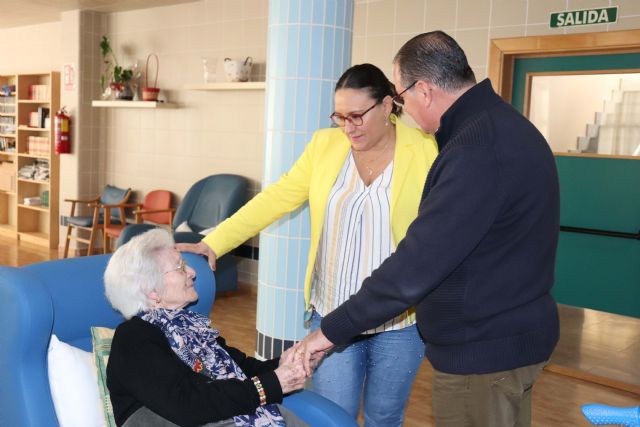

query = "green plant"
[[100, 35, 133, 90], [113, 66, 133, 84]]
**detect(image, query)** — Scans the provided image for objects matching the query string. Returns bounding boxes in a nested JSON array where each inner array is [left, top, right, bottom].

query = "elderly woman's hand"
[[274, 356, 307, 394], [176, 241, 217, 271]]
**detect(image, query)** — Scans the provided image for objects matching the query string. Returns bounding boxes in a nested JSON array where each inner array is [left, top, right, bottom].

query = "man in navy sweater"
[[297, 31, 560, 426]]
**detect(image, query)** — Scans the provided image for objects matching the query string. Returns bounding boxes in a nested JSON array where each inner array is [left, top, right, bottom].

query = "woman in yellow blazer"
[[181, 64, 438, 427]]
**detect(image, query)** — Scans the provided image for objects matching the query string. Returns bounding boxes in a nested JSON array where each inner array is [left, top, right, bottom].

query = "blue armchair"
[[0, 253, 357, 427], [119, 174, 249, 293]]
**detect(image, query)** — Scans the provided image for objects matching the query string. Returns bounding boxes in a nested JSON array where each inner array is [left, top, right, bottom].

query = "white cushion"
[[48, 335, 105, 427], [175, 221, 192, 232], [199, 226, 216, 236]]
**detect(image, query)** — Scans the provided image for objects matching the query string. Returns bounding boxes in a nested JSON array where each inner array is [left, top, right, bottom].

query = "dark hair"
[[394, 31, 476, 92], [335, 63, 402, 116]]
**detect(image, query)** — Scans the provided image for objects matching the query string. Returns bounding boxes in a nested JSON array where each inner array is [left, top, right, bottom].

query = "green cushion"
[[91, 326, 117, 427]]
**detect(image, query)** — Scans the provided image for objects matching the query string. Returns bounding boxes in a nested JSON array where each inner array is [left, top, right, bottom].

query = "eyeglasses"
[[329, 102, 378, 127], [163, 258, 187, 275], [392, 81, 418, 108]]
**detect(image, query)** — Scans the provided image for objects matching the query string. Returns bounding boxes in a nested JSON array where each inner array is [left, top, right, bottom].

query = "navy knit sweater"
[[322, 79, 560, 375]]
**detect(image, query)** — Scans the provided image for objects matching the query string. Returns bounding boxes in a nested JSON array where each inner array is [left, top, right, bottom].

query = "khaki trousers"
[[432, 361, 547, 427]]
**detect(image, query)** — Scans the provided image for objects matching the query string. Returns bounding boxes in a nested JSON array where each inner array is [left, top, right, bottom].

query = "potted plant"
[[100, 36, 135, 100]]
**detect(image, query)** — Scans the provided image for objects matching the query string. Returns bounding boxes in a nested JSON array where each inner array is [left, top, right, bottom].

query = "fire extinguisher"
[[55, 107, 71, 154]]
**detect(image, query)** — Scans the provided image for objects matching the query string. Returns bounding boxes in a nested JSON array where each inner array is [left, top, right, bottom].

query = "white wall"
[[0, 22, 62, 74]]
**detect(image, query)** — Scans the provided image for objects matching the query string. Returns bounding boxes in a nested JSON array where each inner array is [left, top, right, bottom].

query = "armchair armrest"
[[103, 203, 141, 227], [134, 207, 176, 224], [64, 196, 100, 204], [132, 207, 175, 214], [64, 196, 100, 217], [282, 390, 358, 427]]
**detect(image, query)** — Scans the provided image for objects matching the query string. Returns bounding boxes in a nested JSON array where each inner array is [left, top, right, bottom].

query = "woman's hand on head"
[[175, 241, 217, 270]]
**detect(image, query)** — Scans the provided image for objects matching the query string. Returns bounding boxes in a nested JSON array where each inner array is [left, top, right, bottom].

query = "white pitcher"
[[223, 57, 253, 82]]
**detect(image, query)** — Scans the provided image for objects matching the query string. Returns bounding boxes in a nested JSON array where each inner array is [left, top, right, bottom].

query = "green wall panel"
[[555, 156, 640, 233], [554, 232, 640, 318]]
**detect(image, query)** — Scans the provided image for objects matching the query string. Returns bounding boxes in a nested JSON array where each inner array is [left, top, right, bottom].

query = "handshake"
[[273, 329, 335, 394]]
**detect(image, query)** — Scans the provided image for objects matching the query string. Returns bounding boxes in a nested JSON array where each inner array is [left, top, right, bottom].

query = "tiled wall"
[[353, 0, 640, 83], [93, 0, 268, 280], [98, 0, 267, 193]]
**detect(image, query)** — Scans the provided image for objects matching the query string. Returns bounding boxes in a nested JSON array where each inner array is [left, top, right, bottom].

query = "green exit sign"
[[550, 7, 618, 28]]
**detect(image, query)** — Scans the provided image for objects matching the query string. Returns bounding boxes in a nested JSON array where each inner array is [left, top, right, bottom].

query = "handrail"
[[560, 225, 640, 240]]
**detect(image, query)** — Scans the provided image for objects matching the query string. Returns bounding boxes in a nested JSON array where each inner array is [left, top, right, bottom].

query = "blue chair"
[[582, 404, 640, 426], [120, 174, 248, 292], [63, 185, 131, 257], [0, 253, 357, 427]]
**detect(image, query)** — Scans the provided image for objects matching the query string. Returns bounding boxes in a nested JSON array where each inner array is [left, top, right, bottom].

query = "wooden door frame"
[[488, 29, 640, 102]]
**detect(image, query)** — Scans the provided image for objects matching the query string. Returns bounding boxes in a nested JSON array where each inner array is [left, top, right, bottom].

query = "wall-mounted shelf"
[[183, 82, 266, 91], [91, 100, 175, 108]]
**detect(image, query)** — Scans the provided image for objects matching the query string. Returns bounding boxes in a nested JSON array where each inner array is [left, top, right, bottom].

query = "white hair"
[[104, 228, 175, 319]]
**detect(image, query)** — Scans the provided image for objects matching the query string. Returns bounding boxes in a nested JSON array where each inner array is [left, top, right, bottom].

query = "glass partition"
[[528, 72, 640, 157]]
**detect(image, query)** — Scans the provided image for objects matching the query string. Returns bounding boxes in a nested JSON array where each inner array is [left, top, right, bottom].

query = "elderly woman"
[[104, 228, 309, 427]]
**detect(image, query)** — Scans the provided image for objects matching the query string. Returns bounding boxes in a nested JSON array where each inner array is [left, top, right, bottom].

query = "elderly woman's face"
[[156, 248, 198, 310]]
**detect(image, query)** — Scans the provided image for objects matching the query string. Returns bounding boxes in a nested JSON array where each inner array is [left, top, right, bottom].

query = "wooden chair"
[[62, 185, 131, 258], [103, 189, 174, 254]]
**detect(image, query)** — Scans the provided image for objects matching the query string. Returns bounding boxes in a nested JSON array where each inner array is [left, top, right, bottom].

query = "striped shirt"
[[310, 152, 415, 334]]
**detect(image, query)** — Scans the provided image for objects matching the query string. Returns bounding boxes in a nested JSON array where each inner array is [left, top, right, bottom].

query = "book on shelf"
[[28, 85, 50, 101], [28, 107, 50, 129], [27, 136, 49, 156], [38, 107, 50, 128]]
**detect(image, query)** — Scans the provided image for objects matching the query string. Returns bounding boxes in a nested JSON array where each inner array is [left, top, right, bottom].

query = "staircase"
[[576, 79, 640, 156]]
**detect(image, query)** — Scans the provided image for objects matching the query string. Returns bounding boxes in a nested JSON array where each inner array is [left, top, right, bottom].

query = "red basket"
[[142, 54, 159, 101]]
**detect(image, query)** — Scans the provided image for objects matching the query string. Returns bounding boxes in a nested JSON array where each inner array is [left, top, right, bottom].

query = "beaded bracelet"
[[251, 376, 267, 406]]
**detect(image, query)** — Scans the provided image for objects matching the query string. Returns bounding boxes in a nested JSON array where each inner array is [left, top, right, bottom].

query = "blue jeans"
[[309, 312, 425, 427]]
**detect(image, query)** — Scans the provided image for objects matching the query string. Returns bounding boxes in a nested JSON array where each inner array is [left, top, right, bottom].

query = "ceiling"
[[0, 0, 198, 29]]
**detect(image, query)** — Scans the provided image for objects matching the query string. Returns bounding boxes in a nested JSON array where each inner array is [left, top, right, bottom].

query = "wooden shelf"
[[18, 153, 50, 159], [0, 189, 16, 195], [17, 125, 49, 132], [91, 100, 175, 108], [18, 178, 50, 185], [1, 71, 60, 249], [0, 133, 16, 138], [183, 82, 266, 91], [18, 203, 49, 212]]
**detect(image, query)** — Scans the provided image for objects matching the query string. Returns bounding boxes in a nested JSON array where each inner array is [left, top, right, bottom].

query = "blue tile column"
[[256, 0, 354, 359]]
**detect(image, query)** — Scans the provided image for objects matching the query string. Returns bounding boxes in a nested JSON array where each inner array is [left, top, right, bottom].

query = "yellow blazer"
[[203, 116, 438, 309]]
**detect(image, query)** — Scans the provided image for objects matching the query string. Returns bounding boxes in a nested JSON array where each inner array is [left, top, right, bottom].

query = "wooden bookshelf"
[[0, 72, 59, 249]]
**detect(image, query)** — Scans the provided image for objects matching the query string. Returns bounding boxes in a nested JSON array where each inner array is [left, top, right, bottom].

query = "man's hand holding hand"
[[295, 329, 334, 376]]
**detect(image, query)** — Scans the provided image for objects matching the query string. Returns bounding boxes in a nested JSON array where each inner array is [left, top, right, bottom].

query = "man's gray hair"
[[394, 30, 476, 92], [104, 228, 175, 319]]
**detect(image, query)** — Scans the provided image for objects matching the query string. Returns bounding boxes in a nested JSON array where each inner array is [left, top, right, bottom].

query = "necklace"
[[355, 139, 393, 176]]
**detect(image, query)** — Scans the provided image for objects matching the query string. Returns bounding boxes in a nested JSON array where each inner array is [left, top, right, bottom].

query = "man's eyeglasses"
[[330, 102, 378, 127], [392, 80, 418, 108], [164, 258, 188, 275]]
